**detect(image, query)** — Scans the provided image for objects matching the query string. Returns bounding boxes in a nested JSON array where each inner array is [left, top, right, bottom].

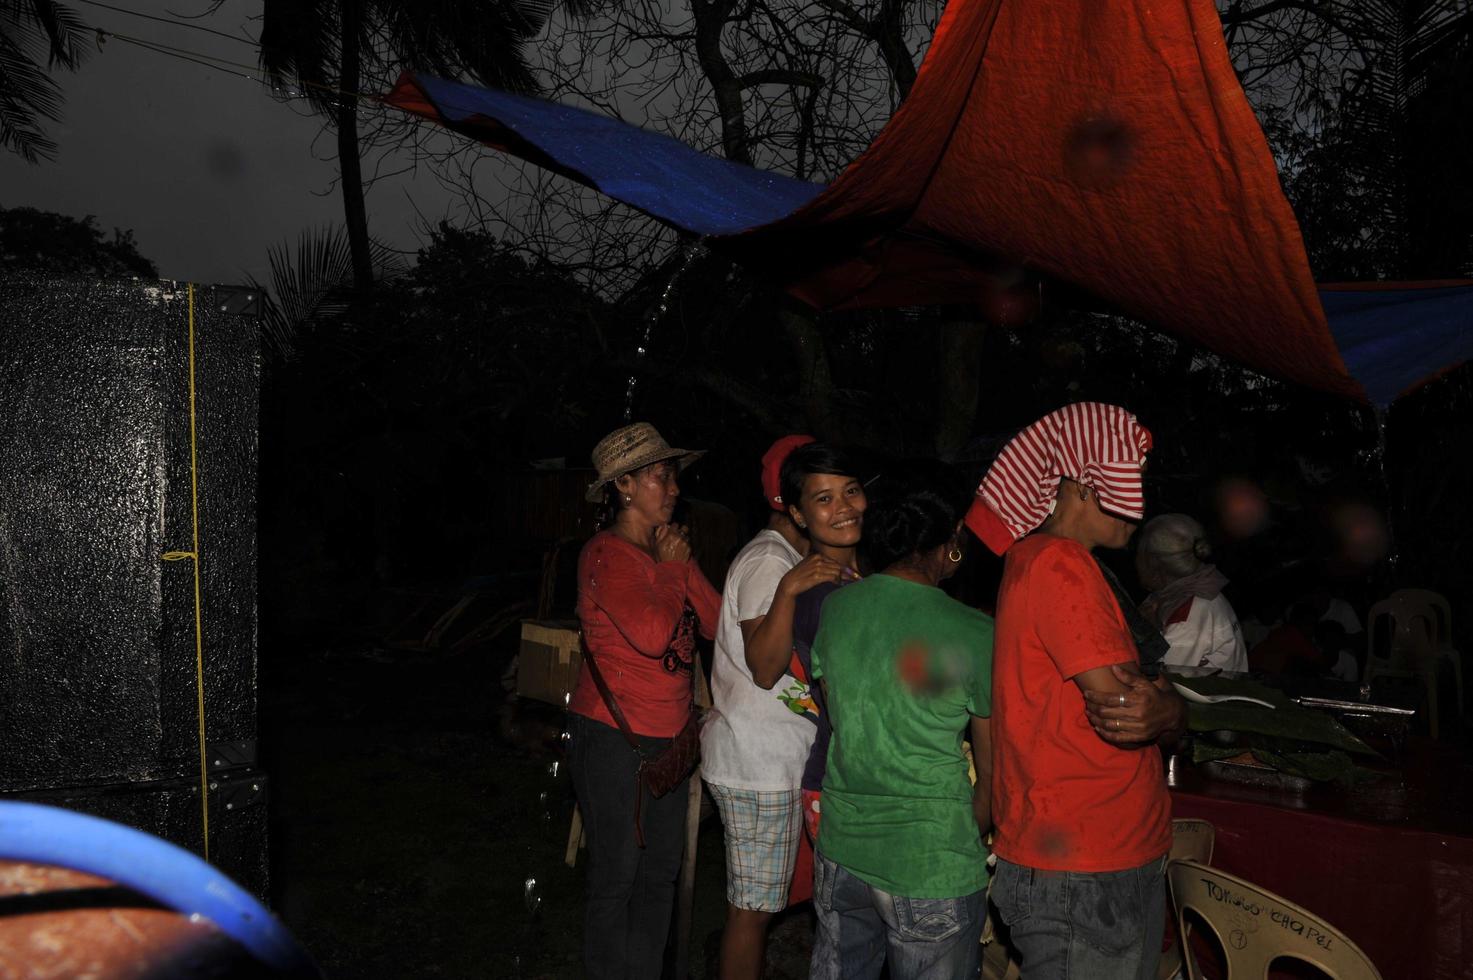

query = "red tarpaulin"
[[724, 0, 1360, 398]]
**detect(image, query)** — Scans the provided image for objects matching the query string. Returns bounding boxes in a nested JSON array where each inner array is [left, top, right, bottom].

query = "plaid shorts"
[[707, 783, 804, 912]]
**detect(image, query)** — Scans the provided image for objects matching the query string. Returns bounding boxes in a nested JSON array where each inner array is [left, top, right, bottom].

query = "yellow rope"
[[162, 283, 210, 862]]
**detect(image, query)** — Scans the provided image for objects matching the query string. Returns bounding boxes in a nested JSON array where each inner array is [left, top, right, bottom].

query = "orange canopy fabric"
[[723, 0, 1362, 399]]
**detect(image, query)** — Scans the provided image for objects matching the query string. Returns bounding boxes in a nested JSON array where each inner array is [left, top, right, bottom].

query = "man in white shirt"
[[701, 435, 839, 980]]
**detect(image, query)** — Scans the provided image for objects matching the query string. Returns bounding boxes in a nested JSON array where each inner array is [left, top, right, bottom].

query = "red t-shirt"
[[568, 531, 719, 738], [991, 535, 1172, 872]]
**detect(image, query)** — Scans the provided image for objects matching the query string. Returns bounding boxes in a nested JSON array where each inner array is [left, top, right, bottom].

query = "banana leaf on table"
[[1171, 673, 1381, 784]]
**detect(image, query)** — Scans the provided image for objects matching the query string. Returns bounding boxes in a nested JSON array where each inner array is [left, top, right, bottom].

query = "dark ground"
[[259, 622, 816, 979]]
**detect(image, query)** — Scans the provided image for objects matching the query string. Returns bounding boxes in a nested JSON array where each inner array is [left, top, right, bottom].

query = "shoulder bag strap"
[[579, 633, 653, 849], [579, 634, 642, 753]]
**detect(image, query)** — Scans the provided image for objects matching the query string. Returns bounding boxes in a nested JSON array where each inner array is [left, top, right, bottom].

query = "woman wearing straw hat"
[[566, 422, 721, 980]]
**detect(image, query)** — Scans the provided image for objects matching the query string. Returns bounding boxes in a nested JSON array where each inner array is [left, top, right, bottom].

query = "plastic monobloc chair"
[[1368, 593, 1457, 737], [1168, 859, 1382, 979], [1160, 819, 1217, 980], [1390, 589, 1461, 718]]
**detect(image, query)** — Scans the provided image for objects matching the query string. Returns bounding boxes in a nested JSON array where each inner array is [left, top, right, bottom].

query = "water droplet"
[[524, 876, 542, 914], [623, 237, 708, 420], [547, 760, 560, 778]]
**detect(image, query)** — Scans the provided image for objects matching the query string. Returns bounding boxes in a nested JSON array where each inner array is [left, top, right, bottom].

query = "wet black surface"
[[0, 275, 259, 792]]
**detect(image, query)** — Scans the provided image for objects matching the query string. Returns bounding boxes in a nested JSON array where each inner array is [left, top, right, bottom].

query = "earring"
[[623, 494, 632, 504], [947, 547, 963, 563], [796, 520, 806, 529]]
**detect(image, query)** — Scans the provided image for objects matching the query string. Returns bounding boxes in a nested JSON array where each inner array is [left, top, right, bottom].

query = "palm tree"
[[258, 0, 554, 292], [0, 0, 89, 162]]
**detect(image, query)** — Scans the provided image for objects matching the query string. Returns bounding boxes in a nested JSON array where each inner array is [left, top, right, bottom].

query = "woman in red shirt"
[[967, 402, 1186, 980], [566, 422, 720, 980]]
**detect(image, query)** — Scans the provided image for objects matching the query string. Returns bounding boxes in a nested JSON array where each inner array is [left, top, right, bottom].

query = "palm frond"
[[257, 0, 340, 114], [0, 0, 87, 161], [19, 0, 89, 68], [250, 225, 404, 357]]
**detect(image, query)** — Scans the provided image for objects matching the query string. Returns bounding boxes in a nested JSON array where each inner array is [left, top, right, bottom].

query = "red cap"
[[761, 435, 816, 511]]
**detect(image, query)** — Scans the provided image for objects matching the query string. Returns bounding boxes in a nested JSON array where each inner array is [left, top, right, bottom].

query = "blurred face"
[[1089, 489, 1138, 551], [616, 461, 680, 526], [790, 472, 866, 548]]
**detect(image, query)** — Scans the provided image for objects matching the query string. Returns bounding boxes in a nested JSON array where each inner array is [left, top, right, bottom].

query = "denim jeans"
[[567, 712, 691, 980], [990, 854, 1168, 980], [809, 849, 986, 980]]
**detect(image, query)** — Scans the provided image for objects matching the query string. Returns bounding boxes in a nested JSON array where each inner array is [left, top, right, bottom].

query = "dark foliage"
[[0, 205, 157, 278]]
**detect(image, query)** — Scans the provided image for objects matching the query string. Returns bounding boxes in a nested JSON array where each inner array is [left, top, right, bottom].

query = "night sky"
[[0, 0, 511, 285]]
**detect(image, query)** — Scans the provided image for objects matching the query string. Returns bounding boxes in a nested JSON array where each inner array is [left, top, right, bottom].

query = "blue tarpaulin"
[[1321, 284, 1473, 405], [400, 74, 825, 236]]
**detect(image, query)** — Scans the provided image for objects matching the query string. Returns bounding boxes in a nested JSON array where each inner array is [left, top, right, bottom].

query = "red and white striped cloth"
[[966, 402, 1153, 555]]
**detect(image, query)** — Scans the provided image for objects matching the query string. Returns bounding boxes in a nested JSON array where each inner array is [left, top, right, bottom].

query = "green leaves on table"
[[1173, 674, 1377, 757]]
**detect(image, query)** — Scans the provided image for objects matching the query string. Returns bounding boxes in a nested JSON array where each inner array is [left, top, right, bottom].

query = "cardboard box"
[[518, 620, 583, 705]]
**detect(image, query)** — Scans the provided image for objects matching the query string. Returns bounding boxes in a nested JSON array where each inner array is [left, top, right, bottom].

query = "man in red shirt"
[[968, 403, 1185, 980]]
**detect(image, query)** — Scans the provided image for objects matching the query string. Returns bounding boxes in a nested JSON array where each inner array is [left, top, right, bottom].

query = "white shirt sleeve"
[[730, 551, 793, 624]]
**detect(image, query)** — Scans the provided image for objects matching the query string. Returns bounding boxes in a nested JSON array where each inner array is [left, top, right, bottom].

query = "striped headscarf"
[[966, 402, 1153, 556]]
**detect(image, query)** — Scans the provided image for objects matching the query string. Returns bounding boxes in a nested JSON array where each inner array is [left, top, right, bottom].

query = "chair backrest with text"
[[1170, 818, 1215, 864], [1168, 860, 1382, 980]]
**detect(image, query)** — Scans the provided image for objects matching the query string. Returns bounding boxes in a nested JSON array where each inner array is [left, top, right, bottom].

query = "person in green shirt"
[[808, 463, 994, 980]]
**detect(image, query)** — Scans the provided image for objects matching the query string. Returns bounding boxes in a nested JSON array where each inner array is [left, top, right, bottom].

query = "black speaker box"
[[0, 274, 264, 893]]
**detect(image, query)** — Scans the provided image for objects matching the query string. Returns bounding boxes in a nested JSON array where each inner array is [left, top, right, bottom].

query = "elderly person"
[[968, 402, 1184, 980], [566, 422, 720, 980], [1135, 513, 1248, 673]]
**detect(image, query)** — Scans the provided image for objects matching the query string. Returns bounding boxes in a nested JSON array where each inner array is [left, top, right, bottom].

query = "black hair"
[[595, 459, 682, 529], [864, 460, 974, 570], [595, 482, 624, 530], [779, 443, 863, 514]]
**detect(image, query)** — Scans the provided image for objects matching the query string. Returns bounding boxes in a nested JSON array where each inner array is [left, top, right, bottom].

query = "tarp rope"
[[162, 282, 210, 862]]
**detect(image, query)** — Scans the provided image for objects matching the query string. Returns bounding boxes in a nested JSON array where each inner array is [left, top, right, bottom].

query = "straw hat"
[[586, 422, 705, 501]]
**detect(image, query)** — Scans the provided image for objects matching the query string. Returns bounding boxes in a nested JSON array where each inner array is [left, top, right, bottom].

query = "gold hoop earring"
[[948, 547, 963, 563], [623, 494, 632, 505]]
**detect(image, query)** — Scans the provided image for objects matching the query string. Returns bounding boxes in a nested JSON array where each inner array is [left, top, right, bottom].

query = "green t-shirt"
[[811, 573, 994, 898]]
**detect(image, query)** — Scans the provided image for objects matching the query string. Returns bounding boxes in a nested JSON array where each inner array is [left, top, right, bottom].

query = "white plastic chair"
[[1168, 860, 1382, 979], [1366, 590, 1460, 737]]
